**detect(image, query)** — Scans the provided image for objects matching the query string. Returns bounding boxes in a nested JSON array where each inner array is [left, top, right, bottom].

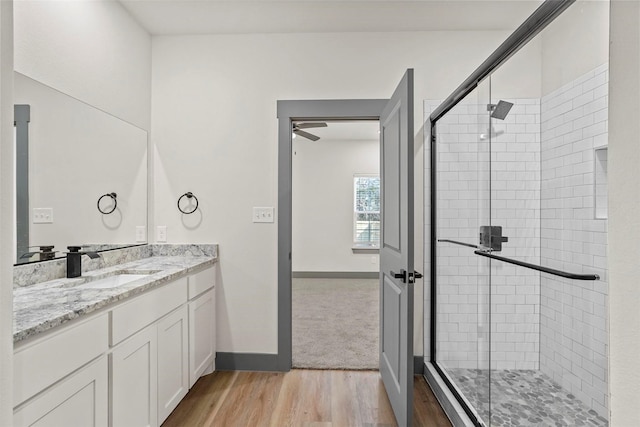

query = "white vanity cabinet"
[[111, 325, 158, 427], [13, 265, 216, 427], [157, 305, 189, 423], [189, 288, 216, 387], [13, 357, 108, 427], [187, 267, 216, 387], [13, 314, 109, 427]]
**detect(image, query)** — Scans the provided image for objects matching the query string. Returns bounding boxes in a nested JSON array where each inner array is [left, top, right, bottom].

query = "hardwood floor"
[[162, 370, 452, 427]]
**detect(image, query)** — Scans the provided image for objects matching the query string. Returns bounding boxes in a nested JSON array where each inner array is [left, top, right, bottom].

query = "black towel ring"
[[178, 192, 198, 214], [97, 192, 117, 214]]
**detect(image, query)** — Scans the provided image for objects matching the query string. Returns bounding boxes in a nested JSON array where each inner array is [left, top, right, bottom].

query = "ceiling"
[[119, 0, 544, 36], [293, 120, 380, 142]]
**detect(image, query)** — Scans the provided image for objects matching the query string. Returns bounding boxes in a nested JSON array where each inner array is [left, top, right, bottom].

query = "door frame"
[[276, 99, 387, 371]]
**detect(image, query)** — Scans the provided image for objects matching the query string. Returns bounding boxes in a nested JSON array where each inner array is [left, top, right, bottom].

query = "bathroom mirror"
[[13, 72, 148, 265]]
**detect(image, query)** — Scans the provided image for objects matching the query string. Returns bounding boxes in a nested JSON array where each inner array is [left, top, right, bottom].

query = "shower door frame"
[[428, 1, 576, 425]]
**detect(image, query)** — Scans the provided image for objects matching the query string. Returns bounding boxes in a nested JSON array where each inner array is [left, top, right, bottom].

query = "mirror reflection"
[[14, 73, 148, 265]]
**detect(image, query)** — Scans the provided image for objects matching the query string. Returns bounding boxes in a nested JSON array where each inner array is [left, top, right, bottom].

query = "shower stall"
[[424, 1, 610, 426]]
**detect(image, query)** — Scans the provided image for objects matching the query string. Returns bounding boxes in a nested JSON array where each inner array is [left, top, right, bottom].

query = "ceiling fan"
[[292, 122, 327, 141]]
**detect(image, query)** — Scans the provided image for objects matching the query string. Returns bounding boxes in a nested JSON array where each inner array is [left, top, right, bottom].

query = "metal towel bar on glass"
[[437, 238, 599, 281], [474, 250, 600, 281]]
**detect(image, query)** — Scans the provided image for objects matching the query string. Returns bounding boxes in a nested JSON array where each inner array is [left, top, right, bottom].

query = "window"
[[353, 175, 380, 248]]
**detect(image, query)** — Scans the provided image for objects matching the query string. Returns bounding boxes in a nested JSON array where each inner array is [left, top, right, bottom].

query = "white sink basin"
[[79, 273, 149, 289]]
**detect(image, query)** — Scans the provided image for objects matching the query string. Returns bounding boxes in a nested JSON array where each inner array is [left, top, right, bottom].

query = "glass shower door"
[[434, 79, 492, 425]]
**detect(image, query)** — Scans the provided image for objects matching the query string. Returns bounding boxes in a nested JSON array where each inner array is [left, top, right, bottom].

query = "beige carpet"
[[292, 278, 379, 370]]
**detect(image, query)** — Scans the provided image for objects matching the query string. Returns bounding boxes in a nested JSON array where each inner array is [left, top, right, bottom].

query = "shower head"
[[488, 100, 514, 120]]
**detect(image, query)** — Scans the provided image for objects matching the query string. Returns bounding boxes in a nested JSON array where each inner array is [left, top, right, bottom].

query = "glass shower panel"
[[485, 2, 610, 423], [488, 47, 546, 425], [434, 80, 492, 425]]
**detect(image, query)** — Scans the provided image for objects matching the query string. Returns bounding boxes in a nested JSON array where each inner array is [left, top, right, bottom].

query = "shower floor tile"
[[447, 369, 608, 427]]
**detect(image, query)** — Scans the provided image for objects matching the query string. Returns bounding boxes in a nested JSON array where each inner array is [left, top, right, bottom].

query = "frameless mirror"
[[13, 72, 147, 265]]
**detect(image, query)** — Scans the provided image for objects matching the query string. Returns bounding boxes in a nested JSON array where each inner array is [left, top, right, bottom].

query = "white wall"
[[0, 1, 12, 423], [14, 73, 148, 258], [491, 37, 543, 99], [292, 138, 379, 273], [13, 0, 151, 130], [608, 1, 640, 425], [541, 0, 610, 96], [151, 30, 513, 354]]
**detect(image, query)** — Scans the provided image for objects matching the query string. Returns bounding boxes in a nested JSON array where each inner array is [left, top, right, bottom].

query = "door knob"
[[414, 271, 423, 279], [390, 269, 407, 283]]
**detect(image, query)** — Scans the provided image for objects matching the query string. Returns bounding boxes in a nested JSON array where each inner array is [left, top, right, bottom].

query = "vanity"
[[12, 244, 218, 427], [11, 34, 216, 427]]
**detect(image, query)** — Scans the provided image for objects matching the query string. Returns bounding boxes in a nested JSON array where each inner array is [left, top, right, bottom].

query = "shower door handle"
[[390, 269, 407, 283]]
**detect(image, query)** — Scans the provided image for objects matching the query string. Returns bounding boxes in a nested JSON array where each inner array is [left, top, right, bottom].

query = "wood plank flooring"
[[162, 370, 452, 427]]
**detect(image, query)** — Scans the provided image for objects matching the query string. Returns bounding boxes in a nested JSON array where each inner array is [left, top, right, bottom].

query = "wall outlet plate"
[[136, 226, 146, 242], [33, 208, 53, 224], [156, 226, 167, 242], [253, 207, 275, 223]]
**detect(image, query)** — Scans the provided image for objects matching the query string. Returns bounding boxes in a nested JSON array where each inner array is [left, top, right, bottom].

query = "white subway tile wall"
[[489, 98, 541, 371], [428, 96, 541, 371], [540, 63, 609, 417]]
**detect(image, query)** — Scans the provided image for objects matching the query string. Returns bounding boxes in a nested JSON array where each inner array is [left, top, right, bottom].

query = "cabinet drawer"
[[188, 267, 215, 300], [14, 314, 108, 407], [111, 278, 187, 346], [14, 356, 108, 427]]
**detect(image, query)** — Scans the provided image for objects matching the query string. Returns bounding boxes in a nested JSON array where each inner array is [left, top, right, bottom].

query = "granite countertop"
[[13, 255, 216, 343]]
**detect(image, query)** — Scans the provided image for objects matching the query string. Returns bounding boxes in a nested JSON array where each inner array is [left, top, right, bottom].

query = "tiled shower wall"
[[428, 98, 541, 370], [539, 63, 609, 416]]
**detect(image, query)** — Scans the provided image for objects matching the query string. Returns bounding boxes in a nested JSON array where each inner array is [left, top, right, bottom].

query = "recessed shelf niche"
[[594, 146, 608, 219]]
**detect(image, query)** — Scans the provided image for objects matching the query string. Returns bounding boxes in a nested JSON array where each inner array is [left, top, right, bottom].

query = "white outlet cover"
[[156, 226, 167, 242], [136, 226, 146, 242]]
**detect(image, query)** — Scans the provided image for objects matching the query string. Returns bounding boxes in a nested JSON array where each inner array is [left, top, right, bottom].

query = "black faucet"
[[20, 245, 57, 261], [66, 246, 101, 278]]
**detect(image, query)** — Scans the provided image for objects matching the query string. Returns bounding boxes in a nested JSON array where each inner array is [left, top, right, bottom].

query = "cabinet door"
[[14, 356, 107, 427], [188, 288, 216, 387], [157, 305, 189, 424], [111, 325, 158, 427]]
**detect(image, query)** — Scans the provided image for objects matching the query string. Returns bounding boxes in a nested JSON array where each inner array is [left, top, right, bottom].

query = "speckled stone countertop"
[[14, 255, 216, 343]]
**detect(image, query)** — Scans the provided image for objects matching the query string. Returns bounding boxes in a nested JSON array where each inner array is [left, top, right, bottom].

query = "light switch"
[[136, 226, 146, 242], [253, 207, 275, 223], [33, 208, 53, 224], [156, 226, 167, 242]]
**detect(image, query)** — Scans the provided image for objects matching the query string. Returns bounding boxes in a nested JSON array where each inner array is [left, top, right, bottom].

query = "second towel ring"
[[178, 192, 198, 214], [97, 192, 117, 214]]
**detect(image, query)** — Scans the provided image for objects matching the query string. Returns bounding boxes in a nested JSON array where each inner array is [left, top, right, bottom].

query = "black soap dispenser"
[[66, 246, 83, 278]]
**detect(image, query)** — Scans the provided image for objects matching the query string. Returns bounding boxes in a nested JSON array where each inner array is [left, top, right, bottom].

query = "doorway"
[[291, 120, 380, 369], [276, 99, 387, 372], [278, 69, 415, 426]]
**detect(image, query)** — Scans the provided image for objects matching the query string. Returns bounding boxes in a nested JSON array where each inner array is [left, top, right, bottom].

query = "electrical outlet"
[[33, 208, 53, 224], [136, 226, 146, 242], [156, 226, 167, 242], [371, 256, 377, 264], [253, 207, 275, 223]]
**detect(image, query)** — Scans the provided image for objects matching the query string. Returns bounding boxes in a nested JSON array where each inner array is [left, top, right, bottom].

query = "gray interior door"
[[379, 69, 414, 427]]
